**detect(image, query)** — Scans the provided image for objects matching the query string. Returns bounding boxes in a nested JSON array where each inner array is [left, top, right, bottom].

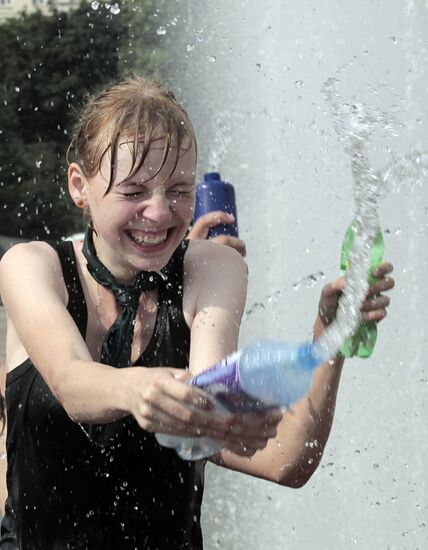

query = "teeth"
[[129, 230, 167, 245]]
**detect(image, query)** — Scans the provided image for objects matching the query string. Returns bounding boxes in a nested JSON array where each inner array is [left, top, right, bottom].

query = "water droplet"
[[389, 36, 397, 44], [245, 302, 265, 318], [110, 3, 120, 14], [293, 271, 325, 290], [186, 44, 195, 52], [91, 0, 99, 9], [35, 160, 42, 168], [295, 80, 303, 88], [14, 86, 20, 92], [156, 26, 167, 36], [208, 55, 216, 63]]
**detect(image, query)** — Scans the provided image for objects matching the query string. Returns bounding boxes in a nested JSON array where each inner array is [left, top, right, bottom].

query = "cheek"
[[173, 197, 195, 222], [92, 199, 135, 227]]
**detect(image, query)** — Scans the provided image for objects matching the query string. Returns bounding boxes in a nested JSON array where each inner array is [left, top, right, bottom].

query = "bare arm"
[[188, 250, 394, 487], [0, 242, 232, 439], [185, 241, 283, 456], [0, 242, 131, 423], [0, 361, 6, 516]]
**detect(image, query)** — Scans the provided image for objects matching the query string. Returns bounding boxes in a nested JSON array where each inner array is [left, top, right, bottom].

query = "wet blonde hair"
[[68, 77, 196, 193]]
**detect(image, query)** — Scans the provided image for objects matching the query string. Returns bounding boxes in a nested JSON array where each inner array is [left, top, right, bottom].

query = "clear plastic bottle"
[[155, 340, 324, 460], [339, 219, 385, 358]]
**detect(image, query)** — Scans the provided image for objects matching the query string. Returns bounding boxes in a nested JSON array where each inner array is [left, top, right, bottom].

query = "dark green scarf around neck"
[[82, 226, 162, 368]]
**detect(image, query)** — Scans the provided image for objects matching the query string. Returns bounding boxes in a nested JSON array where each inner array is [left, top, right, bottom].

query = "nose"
[[139, 189, 172, 225]]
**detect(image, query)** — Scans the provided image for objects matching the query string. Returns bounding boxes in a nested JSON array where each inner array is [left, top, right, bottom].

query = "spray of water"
[[313, 78, 427, 360]]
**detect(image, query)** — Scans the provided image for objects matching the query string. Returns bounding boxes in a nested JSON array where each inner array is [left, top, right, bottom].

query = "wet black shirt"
[[0, 240, 205, 550]]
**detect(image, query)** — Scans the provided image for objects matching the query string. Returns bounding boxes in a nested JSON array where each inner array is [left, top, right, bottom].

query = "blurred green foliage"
[[0, 0, 176, 240]]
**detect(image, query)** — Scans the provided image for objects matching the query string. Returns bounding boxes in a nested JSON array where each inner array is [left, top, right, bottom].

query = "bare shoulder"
[[184, 239, 248, 279], [0, 241, 66, 305], [1, 240, 59, 269]]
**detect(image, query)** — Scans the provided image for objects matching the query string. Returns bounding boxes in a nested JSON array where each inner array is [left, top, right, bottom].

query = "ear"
[[68, 163, 88, 209]]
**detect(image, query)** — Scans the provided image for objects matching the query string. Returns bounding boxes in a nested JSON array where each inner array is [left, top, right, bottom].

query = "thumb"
[[187, 211, 235, 240]]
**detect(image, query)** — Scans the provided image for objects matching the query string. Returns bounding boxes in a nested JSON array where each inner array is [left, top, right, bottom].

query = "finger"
[[225, 425, 279, 442], [221, 438, 269, 456], [361, 295, 390, 311], [169, 369, 192, 383], [372, 262, 394, 278], [367, 276, 395, 296], [139, 396, 231, 437], [187, 211, 235, 240], [210, 235, 246, 256], [136, 371, 215, 418], [158, 371, 216, 410], [238, 408, 283, 428], [222, 410, 282, 438], [224, 415, 280, 437], [361, 309, 387, 323]]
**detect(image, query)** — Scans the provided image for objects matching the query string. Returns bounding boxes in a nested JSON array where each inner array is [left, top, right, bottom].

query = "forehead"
[[110, 136, 196, 184]]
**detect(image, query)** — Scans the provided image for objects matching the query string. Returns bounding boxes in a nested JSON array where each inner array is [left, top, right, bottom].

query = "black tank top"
[[0, 239, 205, 550]]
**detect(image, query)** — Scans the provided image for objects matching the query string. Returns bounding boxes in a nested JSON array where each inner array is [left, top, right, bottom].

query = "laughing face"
[[71, 136, 196, 282]]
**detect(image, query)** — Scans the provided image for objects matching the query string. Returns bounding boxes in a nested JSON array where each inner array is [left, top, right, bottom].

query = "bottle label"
[[191, 349, 268, 413]]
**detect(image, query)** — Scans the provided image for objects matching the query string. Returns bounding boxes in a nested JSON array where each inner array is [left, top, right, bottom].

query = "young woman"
[[0, 77, 394, 549]]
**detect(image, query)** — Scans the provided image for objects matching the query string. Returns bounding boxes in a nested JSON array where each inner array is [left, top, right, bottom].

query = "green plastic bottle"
[[339, 219, 385, 358]]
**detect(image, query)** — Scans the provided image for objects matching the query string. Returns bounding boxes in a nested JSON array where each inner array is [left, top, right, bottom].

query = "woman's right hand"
[[124, 367, 233, 438]]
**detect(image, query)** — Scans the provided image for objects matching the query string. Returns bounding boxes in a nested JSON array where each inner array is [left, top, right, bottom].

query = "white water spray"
[[314, 78, 427, 360]]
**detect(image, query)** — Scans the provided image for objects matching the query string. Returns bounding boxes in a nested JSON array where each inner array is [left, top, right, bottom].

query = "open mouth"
[[126, 228, 171, 248]]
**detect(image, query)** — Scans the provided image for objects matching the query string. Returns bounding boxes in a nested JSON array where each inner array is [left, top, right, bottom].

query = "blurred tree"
[[0, 0, 175, 240]]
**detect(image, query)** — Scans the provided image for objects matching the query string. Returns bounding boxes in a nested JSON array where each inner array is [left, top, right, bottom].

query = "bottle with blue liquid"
[[193, 172, 239, 237], [155, 340, 324, 460]]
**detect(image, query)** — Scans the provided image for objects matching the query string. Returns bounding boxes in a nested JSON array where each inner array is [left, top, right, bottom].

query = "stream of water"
[[315, 78, 427, 360]]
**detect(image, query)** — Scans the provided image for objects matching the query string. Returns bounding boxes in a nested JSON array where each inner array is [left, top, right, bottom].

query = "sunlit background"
[[1, 1, 427, 548]]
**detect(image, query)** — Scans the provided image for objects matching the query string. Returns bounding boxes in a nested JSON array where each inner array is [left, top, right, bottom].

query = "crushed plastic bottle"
[[155, 340, 324, 460]]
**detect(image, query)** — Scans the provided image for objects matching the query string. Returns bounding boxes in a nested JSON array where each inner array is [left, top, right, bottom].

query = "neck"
[[90, 231, 140, 285]]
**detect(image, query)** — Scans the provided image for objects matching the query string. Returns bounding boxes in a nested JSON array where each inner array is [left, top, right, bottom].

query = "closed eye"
[[167, 185, 194, 197], [119, 183, 148, 198], [121, 191, 145, 198]]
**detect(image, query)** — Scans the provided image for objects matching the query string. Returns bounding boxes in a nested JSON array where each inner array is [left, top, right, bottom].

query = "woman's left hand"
[[215, 408, 283, 457], [316, 262, 395, 333], [187, 211, 246, 256]]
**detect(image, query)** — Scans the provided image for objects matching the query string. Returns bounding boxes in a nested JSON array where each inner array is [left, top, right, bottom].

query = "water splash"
[[379, 151, 428, 194], [293, 271, 325, 291], [314, 78, 427, 360]]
